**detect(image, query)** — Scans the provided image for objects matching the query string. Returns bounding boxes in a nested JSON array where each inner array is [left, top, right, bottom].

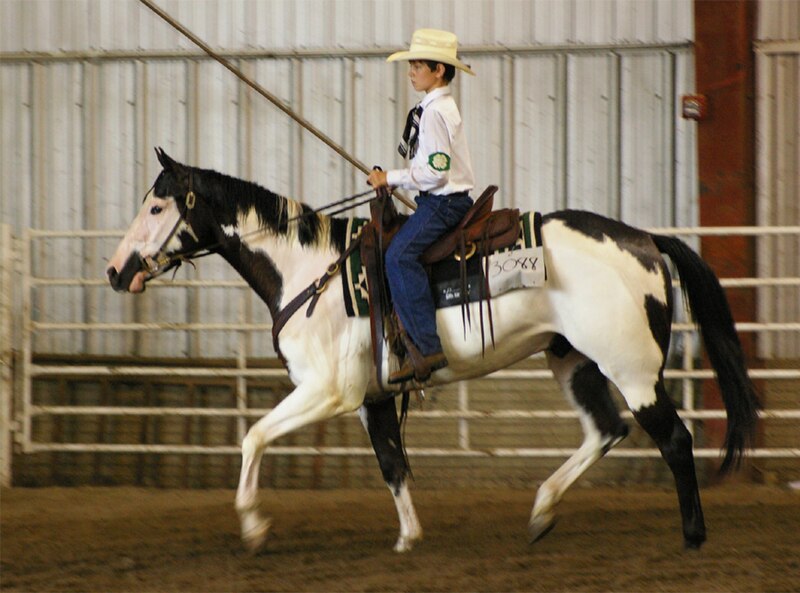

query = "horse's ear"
[[155, 147, 176, 171]]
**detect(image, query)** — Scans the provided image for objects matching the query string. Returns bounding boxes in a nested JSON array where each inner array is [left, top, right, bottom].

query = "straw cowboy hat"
[[387, 28, 475, 76]]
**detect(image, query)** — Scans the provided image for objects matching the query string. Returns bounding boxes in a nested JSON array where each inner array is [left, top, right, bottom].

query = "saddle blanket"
[[339, 211, 545, 318]]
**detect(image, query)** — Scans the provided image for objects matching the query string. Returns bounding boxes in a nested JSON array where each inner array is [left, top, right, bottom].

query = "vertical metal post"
[[682, 330, 696, 439], [457, 381, 470, 450], [291, 58, 303, 200], [236, 288, 248, 445], [236, 58, 253, 447], [610, 51, 622, 218], [20, 229, 33, 453], [187, 59, 200, 358], [0, 225, 14, 486], [556, 53, 569, 209], [502, 54, 516, 209]]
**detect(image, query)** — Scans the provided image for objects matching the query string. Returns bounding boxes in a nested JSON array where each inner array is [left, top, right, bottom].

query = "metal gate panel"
[[15, 226, 800, 475]]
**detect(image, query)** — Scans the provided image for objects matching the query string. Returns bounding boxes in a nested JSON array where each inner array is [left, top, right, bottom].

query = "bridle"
[[140, 175, 379, 283], [140, 176, 206, 281]]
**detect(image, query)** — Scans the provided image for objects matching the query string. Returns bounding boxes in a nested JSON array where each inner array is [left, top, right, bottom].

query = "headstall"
[[140, 180, 202, 280]]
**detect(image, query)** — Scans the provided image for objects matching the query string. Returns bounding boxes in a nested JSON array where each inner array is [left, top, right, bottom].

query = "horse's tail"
[[651, 234, 760, 473]]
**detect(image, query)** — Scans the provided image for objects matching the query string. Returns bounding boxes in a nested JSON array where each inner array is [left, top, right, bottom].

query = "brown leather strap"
[[272, 235, 362, 365], [271, 283, 315, 365], [361, 223, 386, 387]]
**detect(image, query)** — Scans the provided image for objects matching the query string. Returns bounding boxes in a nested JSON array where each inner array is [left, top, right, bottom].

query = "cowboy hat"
[[387, 28, 475, 76]]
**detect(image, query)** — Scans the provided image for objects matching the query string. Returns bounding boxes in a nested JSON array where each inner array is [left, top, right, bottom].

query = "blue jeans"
[[386, 192, 473, 355]]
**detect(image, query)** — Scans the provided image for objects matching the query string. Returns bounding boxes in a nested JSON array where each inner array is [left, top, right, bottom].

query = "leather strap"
[[272, 235, 362, 365]]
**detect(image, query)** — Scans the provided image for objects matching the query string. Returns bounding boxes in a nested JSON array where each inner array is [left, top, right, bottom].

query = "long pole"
[[138, 0, 415, 210]]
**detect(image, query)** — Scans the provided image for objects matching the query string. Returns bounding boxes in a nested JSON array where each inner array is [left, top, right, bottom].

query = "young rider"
[[367, 29, 475, 384]]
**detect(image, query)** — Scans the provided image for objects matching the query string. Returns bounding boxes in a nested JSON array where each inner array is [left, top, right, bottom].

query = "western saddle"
[[361, 185, 520, 386]]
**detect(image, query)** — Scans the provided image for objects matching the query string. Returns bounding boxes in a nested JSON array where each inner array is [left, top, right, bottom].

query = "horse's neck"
[[222, 209, 338, 318]]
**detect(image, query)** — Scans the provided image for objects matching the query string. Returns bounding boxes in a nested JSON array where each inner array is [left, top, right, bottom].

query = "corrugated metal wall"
[[1, 0, 696, 358], [756, 0, 800, 358], [2, 0, 694, 51]]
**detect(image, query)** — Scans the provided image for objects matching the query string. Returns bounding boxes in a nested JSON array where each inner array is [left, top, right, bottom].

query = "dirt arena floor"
[[1, 484, 799, 592]]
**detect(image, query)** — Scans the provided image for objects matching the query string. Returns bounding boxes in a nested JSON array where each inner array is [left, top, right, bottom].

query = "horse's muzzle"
[[107, 252, 146, 293]]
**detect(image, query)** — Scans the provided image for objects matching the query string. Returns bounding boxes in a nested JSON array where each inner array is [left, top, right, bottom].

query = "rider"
[[367, 29, 475, 384]]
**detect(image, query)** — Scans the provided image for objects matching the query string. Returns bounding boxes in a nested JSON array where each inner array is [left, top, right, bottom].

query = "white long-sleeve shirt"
[[386, 86, 475, 195]]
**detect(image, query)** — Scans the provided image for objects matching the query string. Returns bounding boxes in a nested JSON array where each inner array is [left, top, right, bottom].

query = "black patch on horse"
[[548, 334, 573, 358], [545, 210, 662, 272], [645, 295, 671, 360], [329, 218, 350, 255], [571, 361, 628, 443], [224, 235, 284, 319]]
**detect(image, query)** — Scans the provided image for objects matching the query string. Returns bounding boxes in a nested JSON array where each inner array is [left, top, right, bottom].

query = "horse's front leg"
[[235, 380, 359, 552], [359, 398, 422, 552]]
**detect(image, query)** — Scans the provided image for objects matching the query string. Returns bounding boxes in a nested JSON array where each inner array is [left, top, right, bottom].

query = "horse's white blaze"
[[107, 191, 188, 292]]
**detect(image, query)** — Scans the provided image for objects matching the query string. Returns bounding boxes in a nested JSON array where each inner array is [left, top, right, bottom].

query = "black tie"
[[398, 105, 423, 159]]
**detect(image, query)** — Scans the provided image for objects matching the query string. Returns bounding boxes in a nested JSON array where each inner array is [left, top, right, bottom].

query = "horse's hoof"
[[684, 535, 706, 551], [242, 517, 272, 553], [528, 513, 557, 544], [393, 531, 422, 553]]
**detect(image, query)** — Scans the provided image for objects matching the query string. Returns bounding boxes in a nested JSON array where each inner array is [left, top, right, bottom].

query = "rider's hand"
[[367, 169, 388, 188]]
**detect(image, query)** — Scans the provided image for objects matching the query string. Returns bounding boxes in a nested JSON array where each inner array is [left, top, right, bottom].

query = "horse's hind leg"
[[529, 349, 629, 543], [628, 377, 706, 548], [359, 398, 422, 552]]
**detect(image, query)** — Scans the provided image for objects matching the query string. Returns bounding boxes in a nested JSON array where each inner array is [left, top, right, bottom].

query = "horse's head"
[[107, 148, 215, 293]]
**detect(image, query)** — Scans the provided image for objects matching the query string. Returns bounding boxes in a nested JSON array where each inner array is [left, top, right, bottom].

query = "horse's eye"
[[150, 205, 163, 215]]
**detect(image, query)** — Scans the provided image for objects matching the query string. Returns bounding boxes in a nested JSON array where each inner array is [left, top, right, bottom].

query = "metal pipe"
[[0, 42, 694, 64], [20, 442, 800, 459], [28, 405, 800, 421], [27, 364, 800, 381]]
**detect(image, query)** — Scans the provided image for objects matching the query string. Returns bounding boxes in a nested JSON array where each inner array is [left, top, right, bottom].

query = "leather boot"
[[388, 352, 449, 384]]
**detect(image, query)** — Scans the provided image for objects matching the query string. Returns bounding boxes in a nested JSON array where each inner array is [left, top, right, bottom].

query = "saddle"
[[360, 185, 520, 386], [420, 185, 519, 264]]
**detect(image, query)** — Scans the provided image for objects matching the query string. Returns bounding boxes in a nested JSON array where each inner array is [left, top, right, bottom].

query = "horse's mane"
[[194, 166, 349, 253]]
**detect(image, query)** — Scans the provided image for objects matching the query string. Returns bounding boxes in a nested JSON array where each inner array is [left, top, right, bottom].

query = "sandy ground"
[[1, 485, 799, 592]]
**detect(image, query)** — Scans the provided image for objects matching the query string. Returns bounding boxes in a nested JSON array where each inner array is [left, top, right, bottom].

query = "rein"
[[144, 185, 378, 281], [270, 233, 364, 364]]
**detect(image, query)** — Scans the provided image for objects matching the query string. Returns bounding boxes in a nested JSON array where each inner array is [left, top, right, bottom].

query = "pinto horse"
[[107, 149, 759, 552]]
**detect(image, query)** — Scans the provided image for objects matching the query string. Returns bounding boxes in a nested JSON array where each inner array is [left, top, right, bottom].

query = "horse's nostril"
[[107, 266, 117, 282]]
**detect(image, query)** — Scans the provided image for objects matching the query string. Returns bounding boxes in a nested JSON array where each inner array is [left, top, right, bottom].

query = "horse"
[[107, 148, 759, 552]]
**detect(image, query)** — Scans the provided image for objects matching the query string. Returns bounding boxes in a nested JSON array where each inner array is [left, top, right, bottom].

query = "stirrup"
[[389, 352, 448, 384]]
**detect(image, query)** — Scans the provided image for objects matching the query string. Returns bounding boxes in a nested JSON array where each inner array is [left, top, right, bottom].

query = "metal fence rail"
[[12, 226, 800, 466]]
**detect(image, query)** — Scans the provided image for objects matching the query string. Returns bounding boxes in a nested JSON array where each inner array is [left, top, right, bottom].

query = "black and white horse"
[[107, 149, 759, 552]]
